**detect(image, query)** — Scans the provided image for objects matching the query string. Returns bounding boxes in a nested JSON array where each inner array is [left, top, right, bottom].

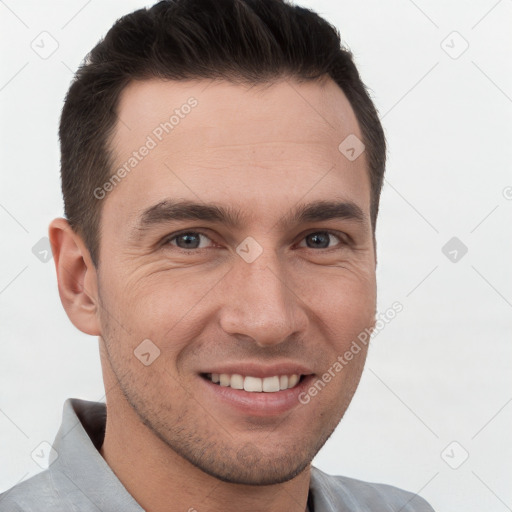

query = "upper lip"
[[200, 362, 314, 379]]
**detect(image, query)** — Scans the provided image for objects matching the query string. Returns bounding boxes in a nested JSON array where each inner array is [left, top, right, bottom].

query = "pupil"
[[309, 232, 329, 249], [179, 233, 199, 249]]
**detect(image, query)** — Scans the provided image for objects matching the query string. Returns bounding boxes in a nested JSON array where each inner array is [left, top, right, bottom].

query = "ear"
[[48, 218, 101, 336]]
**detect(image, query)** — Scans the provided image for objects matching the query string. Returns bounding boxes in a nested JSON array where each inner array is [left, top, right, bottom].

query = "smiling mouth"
[[201, 373, 307, 392]]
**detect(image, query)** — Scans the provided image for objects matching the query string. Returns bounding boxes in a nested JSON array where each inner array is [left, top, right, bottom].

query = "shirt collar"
[[51, 398, 330, 512], [51, 398, 143, 511]]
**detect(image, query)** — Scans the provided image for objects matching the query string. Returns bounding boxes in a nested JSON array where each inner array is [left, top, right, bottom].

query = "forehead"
[[104, 77, 370, 232], [113, 77, 362, 150]]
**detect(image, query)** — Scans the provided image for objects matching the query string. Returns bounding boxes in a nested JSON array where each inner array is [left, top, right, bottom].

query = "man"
[[0, 0, 434, 510]]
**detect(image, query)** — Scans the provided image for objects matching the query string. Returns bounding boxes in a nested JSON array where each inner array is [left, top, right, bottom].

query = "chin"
[[194, 452, 312, 486]]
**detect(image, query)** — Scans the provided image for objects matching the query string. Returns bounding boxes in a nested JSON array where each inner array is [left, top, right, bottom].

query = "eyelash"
[[161, 229, 349, 253]]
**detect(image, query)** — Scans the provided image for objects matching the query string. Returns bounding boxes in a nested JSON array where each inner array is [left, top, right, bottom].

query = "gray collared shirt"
[[0, 398, 434, 511]]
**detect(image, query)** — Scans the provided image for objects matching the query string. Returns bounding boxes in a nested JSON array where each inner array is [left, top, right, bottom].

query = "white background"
[[1, 1, 511, 510]]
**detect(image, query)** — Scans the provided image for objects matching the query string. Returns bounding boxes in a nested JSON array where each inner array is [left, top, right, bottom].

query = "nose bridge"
[[219, 246, 306, 347]]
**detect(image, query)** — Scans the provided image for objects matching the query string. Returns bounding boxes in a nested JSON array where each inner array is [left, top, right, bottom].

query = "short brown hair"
[[59, 0, 386, 267]]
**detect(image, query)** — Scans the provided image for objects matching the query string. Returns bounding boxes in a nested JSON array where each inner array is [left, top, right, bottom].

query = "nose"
[[218, 254, 308, 348]]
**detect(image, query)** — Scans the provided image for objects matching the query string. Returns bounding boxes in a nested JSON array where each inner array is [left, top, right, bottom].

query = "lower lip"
[[199, 374, 316, 417]]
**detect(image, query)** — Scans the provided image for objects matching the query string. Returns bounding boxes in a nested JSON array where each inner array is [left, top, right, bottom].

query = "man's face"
[[96, 77, 376, 485]]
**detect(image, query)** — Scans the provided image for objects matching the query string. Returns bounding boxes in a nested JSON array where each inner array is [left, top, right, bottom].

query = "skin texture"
[[49, 77, 377, 512]]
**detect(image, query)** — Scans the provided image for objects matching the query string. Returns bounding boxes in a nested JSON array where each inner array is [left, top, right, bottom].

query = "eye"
[[297, 231, 346, 250], [165, 231, 214, 250], [162, 229, 347, 252]]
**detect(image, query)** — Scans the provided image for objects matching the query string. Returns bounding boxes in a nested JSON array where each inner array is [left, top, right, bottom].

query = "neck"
[[100, 400, 311, 512], [99, 350, 311, 512]]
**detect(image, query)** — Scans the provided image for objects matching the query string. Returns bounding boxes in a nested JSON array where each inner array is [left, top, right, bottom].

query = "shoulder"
[[310, 466, 435, 511], [0, 469, 81, 512]]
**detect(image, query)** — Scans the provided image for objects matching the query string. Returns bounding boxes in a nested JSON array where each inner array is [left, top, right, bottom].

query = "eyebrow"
[[132, 198, 368, 239]]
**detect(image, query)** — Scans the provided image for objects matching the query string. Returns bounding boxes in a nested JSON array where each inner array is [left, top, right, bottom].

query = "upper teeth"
[[207, 373, 301, 392]]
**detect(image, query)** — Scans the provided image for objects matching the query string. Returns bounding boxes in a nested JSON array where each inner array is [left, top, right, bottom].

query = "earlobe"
[[48, 217, 101, 336]]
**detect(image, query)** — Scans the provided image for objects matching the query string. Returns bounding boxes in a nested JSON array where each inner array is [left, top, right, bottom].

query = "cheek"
[[101, 251, 375, 355], [301, 274, 375, 378], [296, 264, 375, 322], [108, 268, 222, 355]]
